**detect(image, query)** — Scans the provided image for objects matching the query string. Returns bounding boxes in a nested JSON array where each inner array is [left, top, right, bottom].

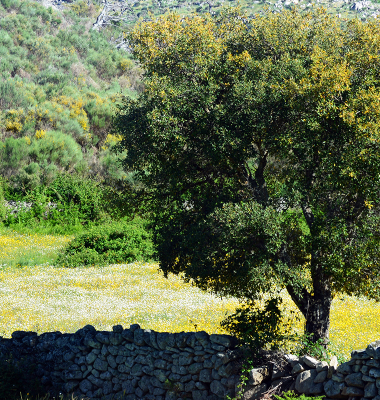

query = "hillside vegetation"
[[0, 0, 147, 234]]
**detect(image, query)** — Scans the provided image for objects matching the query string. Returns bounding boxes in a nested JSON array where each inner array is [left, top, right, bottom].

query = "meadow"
[[0, 227, 380, 400]]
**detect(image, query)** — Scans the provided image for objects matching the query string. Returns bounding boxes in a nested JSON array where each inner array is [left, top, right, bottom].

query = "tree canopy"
[[113, 7, 380, 346]]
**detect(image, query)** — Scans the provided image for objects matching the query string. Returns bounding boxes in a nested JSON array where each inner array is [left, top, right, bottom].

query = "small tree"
[[113, 7, 380, 346]]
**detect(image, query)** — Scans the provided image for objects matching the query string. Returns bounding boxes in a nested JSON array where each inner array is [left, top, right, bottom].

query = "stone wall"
[[240, 340, 380, 400], [0, 324, 243, 400]]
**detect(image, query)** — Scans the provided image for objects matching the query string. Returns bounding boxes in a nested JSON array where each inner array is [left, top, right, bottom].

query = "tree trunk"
[[286, 267, 332, 348], [304, 291, 332, 346]]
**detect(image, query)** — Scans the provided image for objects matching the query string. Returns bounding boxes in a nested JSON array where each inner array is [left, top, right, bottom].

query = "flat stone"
[[332, 374, 345, 383], [292, 363, 305, 375], [316, 361, 329, 372], [295, 369, 318, 395], [367, 360, 380, 368], [301, 355, 319, 368], [362, 375, 375, 382], [249, 368, 265, 386], [352, 350, 371, 360], [209, 334, 232, 348]]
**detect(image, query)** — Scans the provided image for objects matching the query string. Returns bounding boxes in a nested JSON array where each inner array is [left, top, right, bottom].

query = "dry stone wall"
[[239, 340, 380, 400], [0, 324, 243, 400]]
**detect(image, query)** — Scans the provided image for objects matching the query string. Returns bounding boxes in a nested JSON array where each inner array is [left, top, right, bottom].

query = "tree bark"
[[286, 267, 332, 347]]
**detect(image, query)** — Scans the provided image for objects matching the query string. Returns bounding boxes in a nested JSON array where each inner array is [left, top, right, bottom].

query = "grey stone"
[[316, 361, 329, 372], [195, 381, 207, 390], [109, 332, 123, 346], [370, 369, 380, 378], [134, 328, 144, 346], [210, 380, 227, 397], [249, 368, 265, 385], [83, 334, 102, 349], [121, 380, 135, 394], [87, 374, 104, 387], [328, 356, 338, 378], [376, 377, 380, 388], [284, 354, 300, 367], [185, 381, 196, 391], [301, 355, 319, 368], [324, 379, 345, 398], [366, 340, 380, 360], [93, 358, 108, 372], [361, 365, 369, 375], [241, 383, 267, 400], [341, 386, 364, 396], [195, 331, 210, 347], [272, 365, 287, 380], [178, 354, 193, 366], [192, 390, 206, 400], [367, 360, 380, 368], [309, 382, 324, 394], [188, 362, 203, 374], [295, 369, 318, 395], [218, 363, 234, 377], [103, 380, 113, 395], [345, 373, 365, 387], [332, 374, 345, 383], [99, 370, 112, 380], [364, 382, 377, 397], [314, 370, 328, 383], [209, 334, 232, 348], [337, 362, 352, 375], [106, 354, 117, 369], [157, 332, 175, 350], [131, 363, 143, 376], [95, 332, 110, 345], [199, 369, 212, 383], [362, 375, 375, 382], [352, 350, 371, 360], [64, 381, 79, 392], [292, 363, 305, 375]]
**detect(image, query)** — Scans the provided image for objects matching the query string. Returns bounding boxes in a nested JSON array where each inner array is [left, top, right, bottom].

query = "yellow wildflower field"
[[0, 230, 379, 363]]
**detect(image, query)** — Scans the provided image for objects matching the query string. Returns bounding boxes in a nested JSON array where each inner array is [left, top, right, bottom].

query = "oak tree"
[[114, 8, 380, 346]]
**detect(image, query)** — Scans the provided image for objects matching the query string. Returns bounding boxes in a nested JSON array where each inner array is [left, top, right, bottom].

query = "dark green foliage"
[[220, 297, 298, 356], [115, 8, 380, 346], [274, 391, 324, 400], [55, 216, 156, 267]]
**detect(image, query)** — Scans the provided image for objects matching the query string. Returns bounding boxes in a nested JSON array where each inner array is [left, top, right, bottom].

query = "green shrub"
[[220, 297, 299, 356], [55, 216, 156, 267], [274, 391, 325, 400]]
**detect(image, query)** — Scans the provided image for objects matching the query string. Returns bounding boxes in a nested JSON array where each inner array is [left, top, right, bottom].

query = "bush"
[[220, 297, 299, 356], [55, 216, 156, 267]]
